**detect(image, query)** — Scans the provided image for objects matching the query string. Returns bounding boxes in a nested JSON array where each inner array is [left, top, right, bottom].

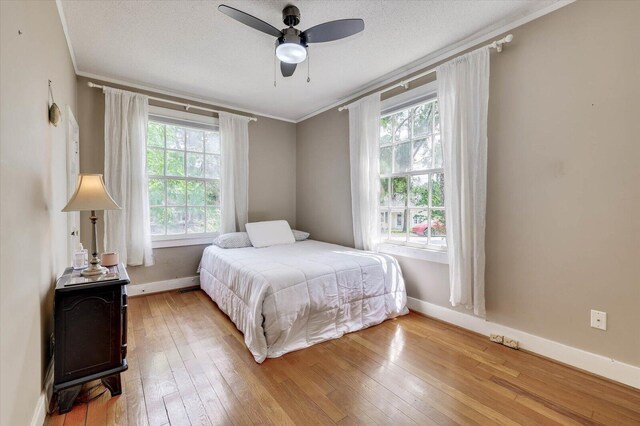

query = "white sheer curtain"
[[103, 87, 154, 266], [348, 93, 381, 251], [436, 47, 490, 316], [219, 112, 250, 233]]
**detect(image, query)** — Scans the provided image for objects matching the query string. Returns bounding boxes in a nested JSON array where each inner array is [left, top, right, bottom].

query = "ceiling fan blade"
[[302, 19, 364, 43], [281, 62, 297, 77], [218, 4, 282, 38]]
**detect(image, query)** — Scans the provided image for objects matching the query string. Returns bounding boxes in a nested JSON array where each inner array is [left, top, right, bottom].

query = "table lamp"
[[62, 174, 121, 276]]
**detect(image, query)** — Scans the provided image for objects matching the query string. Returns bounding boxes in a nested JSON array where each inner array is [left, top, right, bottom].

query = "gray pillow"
[[292, 229, 310, 241], [213, 232, 252, 249]]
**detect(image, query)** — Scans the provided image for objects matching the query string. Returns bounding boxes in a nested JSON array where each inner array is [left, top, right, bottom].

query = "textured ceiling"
[[60, 0, 560, 121]]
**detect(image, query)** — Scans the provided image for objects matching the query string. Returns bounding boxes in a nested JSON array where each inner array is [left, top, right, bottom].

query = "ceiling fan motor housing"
[[278, 27, 307, 48], [282, 5, 301, 27]]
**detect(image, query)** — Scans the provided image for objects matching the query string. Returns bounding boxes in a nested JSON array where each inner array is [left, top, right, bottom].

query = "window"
[[146, 109, 221, 244], [379, 92, 446, 251]]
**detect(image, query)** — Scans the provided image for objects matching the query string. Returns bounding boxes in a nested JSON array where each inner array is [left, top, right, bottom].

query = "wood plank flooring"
[[46, 289, 640, 425]]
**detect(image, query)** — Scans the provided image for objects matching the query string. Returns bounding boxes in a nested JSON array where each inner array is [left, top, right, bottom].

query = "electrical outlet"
[[489, 334, 503, 344], [591, 310, 607, 331], [503, 337, 519, 349]]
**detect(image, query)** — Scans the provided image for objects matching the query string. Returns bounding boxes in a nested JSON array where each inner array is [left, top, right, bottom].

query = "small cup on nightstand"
[[101, 252, 119, 267]]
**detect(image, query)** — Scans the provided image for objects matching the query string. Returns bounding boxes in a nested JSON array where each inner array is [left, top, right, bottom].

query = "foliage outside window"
[[380, 97, 446, 249], [146, 118, 221, 238]]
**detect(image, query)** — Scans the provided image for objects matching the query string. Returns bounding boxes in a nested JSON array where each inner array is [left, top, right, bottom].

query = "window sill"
[[152, 235, 214, 249], [378, 243, 449, 264]]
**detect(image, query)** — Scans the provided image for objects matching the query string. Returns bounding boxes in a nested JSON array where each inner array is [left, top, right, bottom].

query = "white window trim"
[[152, 234, 217, 249], [147, 105, 220, 248], [379, 80, 448, 264], [378, 243, 448, 264], [149, 105, 219, 126], [381, 80, 438, 114]]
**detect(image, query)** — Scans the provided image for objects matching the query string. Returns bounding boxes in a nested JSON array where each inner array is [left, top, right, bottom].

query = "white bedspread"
[[199, 240, 408, 362]]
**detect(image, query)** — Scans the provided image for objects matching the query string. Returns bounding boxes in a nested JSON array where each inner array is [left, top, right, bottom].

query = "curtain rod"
[[86, 82, 258, 122], [338, 34, 513, 112]]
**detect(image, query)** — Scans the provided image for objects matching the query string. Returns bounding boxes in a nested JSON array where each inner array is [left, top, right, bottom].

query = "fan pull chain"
[[273, 54, 277, 87], [307, 49, 311, 83]]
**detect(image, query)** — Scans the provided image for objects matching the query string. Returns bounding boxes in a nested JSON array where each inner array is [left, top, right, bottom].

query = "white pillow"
[[291, 229, 310, 241], [245, 220, 295, 248], [213, 232, 252, 249]]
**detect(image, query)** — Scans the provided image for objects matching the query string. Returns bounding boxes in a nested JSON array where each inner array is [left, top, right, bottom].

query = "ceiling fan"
[[218, 4, 364, 78]]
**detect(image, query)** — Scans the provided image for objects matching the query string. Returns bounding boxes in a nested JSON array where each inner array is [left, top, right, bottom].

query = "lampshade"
[[62, 174, 121, 212]]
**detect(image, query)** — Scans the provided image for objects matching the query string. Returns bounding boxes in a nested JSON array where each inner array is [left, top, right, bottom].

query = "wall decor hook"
[[48, 80, 61, 127]]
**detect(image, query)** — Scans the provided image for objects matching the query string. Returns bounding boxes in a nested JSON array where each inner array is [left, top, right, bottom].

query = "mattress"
[[199, 239, 408, 363]]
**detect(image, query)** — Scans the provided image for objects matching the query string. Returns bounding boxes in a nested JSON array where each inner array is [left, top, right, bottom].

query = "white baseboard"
[[31, 355, 54, 426], [31, 353, 55, 426], [407, 297, 640, 389], [30, 393, 46, 426], [127, 275, 200, 296]]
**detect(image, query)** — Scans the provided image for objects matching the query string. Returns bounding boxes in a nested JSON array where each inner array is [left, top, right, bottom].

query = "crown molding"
[[55, 0, 78, 74], [294, 0, 575, 123], [76, 71, 297, 123]]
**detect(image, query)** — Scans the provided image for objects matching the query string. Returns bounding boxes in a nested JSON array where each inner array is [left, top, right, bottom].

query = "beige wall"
[[295, 0, 640, 366], [0, 1, 78, 424], [296, 108, 354, 248], [76, 76, 297, 284], [248, 117, 297, 225]]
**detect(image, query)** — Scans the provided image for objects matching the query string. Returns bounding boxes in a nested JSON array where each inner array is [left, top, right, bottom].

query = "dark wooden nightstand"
[[53, 264, 129, 414]]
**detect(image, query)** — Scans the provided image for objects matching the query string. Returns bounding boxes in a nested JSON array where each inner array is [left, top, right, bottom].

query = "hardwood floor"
[[46, 289, 640, 425]]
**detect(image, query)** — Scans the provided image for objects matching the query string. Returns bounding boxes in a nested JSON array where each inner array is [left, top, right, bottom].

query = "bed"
[[199, 239, 408, 363]]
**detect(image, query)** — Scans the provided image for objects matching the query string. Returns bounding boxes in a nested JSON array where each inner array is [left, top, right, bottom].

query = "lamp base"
[[81, 265, 108, 277]]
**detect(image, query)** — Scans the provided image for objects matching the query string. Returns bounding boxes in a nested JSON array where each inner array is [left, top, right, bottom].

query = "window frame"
[[378, 81, 448, 262], [147, 106, 221, 248]]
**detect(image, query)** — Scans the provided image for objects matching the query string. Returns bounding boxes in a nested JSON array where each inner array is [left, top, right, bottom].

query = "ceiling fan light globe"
[[276, 42, 307, 64]]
